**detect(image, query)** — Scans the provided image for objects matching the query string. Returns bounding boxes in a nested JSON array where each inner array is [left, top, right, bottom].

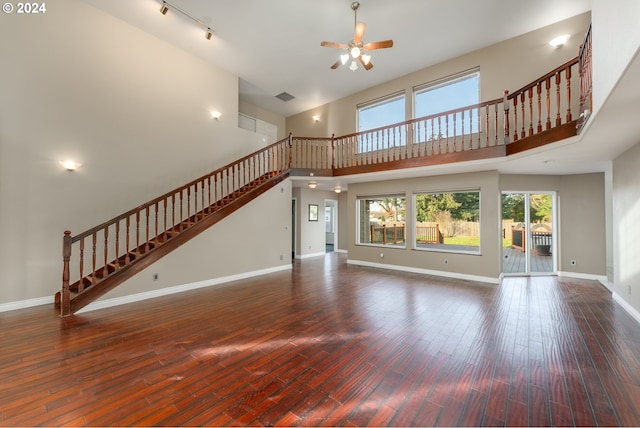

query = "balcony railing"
[[290, 54, 584, 175]]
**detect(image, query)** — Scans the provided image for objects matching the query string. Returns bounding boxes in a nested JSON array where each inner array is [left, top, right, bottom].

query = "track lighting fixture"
[[158, 1, 215, 42]]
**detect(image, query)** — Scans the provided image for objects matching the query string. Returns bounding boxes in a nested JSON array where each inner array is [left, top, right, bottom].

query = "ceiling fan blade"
[[363, 40, 394, 50], [359, 55, 373, 70], [321, 41, 349, 49], [354, 22, 366, 43], [330, 59, 342, 70]]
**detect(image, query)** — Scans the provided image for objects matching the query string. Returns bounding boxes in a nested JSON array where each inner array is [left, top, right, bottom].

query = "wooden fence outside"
[[370, 224, 405, 245]]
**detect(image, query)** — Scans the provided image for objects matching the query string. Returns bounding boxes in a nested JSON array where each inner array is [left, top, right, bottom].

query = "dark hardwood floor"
[[2, 253, 640, 426]]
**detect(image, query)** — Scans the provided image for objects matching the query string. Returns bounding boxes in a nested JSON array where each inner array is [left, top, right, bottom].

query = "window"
[[414, 190, 480, 253], [414, 70, 480, 139], [357, 195, 406, 247], [238, 113, 278, 144], [357, 93, 406, 152]]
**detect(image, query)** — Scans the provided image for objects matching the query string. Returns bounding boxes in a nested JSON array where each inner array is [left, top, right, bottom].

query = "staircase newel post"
[[61, 230, 72, 317], [288, 132, 293, 170], [331, 133, 336, 171], [503, 90, 510, 145]]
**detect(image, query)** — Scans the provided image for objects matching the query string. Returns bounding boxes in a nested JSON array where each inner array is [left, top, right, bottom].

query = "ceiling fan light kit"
[[320, 1, 393, 72]]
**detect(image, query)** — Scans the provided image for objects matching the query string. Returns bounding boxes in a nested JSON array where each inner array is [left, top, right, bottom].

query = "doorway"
[[325, 200, 337, 253], [502, 192, 556, 274], [291, 198, 296, 259]]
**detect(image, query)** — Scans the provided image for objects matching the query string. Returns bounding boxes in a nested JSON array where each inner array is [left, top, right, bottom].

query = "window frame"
[[356, 194, 407, 249], [356, 92, 407, 152], [412, 68, 481, 138], [412, 189, 481, 255]]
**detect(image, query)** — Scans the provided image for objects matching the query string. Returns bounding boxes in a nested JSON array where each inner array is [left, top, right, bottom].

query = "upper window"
[[414, 70, 480, 136], [414, 190, 480, 254], [357, 93, 406, 151], [238, 113, 278, 144]]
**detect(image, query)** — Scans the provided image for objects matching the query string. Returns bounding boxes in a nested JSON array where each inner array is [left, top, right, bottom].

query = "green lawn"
[[443, 236, 480, 246]]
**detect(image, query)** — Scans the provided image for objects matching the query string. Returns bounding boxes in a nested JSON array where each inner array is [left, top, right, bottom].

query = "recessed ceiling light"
[[549, 34, 570, 48], [58, 160, 83, 171]]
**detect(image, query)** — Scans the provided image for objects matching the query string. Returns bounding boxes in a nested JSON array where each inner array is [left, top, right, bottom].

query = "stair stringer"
[[59, 172, 289, 315]]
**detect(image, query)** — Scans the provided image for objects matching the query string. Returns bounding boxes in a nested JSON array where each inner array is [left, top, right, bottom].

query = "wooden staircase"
[[56, 138, 291, 316], [56, 27, 592, 316]]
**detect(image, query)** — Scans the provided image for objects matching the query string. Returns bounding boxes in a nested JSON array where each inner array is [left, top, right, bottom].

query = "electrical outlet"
[[153, 273, 159, 281], [380, 253, 384, 258], [570, 260, 577, 266], [280, 254, 284, 260]]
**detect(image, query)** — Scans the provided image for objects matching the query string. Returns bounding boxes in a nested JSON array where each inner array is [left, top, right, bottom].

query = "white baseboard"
[[612, 292, 640, 325], [296, 252, 327, 260], [558, 271, 608, 282], [599, 280, 614, 292], [76, 264, 293, 314], [346, 259, 499, 285], [0, 296, 54, 313], [335, 248, 348, 254]]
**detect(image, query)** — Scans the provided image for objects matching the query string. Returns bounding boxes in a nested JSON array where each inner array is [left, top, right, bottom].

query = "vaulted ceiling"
[[84, 0, 591, 118], [82, 0, 640, 181]]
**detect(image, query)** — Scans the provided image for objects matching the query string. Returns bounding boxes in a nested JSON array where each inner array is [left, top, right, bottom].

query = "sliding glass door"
[[502, 192, 556, 274]]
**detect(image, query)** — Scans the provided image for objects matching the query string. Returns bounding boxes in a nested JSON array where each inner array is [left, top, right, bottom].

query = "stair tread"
[[60, 172, 285, 314]]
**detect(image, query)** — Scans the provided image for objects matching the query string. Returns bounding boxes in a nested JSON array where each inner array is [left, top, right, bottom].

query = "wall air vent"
[[275, 92, 295, 102]]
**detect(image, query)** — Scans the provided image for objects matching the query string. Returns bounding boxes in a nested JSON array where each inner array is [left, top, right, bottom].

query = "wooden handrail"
[[506, 57, 579, 99], [335, 97, 505, 140], [60, 135, 293, 315], [578, 22, 593, 131], [290, 50, 584, 172], [72, 135, 293, 243]]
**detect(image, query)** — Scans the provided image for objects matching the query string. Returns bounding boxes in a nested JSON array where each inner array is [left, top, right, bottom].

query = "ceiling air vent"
[[275, 92, 295, 102]]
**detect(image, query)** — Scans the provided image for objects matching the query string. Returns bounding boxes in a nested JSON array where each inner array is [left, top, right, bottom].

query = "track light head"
[[160, 2, 169, 15], [206, 28, 213, 40]]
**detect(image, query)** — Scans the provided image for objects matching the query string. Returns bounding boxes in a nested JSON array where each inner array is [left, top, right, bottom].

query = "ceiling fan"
[[321, 1, 393, 71]]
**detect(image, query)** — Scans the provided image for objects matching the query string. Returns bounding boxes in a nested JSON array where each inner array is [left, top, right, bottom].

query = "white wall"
[[294, 187, 335, 258], [501, 173, 607, 276], [98, 181, 292, 301], [0, 0, 283, 306], [591, 0, 640, 114], [612, 142, 640, 317]]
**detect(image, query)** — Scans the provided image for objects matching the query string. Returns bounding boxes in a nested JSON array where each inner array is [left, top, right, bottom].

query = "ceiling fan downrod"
[[351, 2, 360, 29]]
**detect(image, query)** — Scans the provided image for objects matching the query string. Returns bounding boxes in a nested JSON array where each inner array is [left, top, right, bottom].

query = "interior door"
[[325, 200, 337, 253], [502, 192, 555, 274], [291, 198, 296, 259]]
